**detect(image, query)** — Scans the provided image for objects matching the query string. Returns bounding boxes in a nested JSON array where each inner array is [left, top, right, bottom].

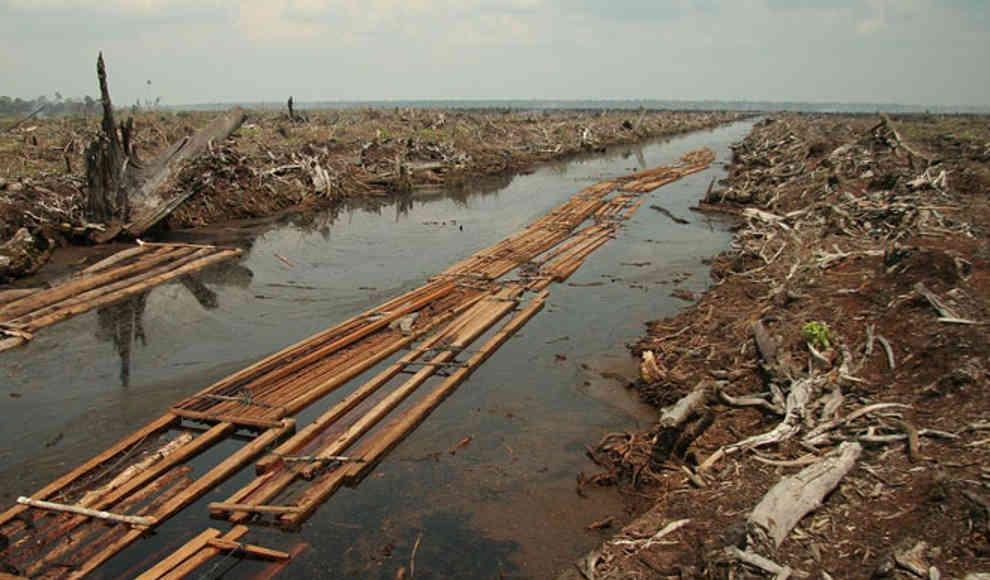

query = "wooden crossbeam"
[[15, 497, 156, 526]]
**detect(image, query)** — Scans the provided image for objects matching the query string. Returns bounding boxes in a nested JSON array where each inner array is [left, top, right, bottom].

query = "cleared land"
[[571, 113, 990, 580]]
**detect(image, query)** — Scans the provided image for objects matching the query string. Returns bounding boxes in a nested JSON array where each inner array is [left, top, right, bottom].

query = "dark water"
[[0, 119, 756, 578]]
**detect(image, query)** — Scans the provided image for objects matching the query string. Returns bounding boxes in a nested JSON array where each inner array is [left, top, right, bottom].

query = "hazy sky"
[[1, 0, 987, 107]]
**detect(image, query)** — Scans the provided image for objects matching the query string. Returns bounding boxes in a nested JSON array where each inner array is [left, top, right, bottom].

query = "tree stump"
[[84, 53, 247, 241]]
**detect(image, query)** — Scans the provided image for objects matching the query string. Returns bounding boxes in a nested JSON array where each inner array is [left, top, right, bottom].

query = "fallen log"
[[747, 441, 862, 552]]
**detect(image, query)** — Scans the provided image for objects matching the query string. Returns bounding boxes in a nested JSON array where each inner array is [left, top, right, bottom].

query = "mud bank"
[[571, 113, 990, 579]]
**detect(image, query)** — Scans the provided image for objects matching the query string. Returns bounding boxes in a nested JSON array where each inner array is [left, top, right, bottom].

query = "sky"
[[1, 0, 987, 108]]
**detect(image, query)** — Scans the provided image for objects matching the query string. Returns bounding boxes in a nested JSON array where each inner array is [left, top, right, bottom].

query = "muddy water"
[[0, 119, 755, 578]]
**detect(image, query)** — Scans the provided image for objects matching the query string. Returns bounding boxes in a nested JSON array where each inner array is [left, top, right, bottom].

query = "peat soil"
[[0, 108, 743, 282], [570, 113, 990, 579]]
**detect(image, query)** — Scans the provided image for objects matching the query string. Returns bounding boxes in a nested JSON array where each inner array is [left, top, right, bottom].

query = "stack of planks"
[[132, 526, 289, 580], [618, 148, 715, 193], [0, 149, 715, 579], [207, 287, 547, 528], [0, 416, 293, 579], [0, 242, 241, 352]]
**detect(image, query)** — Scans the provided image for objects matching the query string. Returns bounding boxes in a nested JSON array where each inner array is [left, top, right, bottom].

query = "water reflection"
[[95, 291, 148, 388], [92, 261, 254, 387], [282, 171, 514, 237]]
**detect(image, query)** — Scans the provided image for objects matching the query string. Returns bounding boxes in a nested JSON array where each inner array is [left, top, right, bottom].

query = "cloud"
[[0, 0, 986, 106], [3, 0, 215, 15], [233, 0, 322, 42], [855, 0, 934, 35]]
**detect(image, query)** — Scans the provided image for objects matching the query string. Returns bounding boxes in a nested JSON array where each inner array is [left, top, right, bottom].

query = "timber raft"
[[0, 242, 242, 353], [0, 149, 714, 579]]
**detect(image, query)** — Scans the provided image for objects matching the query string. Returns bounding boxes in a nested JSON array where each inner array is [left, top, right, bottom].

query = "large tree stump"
[[84, 53, 247, 241]]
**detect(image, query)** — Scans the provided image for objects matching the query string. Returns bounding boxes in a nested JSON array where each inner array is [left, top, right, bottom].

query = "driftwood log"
[[747, 441, 862, 552], [85, 53, 246, 241], [650, 380, 713, 467]]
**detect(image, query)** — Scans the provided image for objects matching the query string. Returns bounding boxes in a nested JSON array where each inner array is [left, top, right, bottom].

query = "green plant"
[[802, 321, 831, 349]]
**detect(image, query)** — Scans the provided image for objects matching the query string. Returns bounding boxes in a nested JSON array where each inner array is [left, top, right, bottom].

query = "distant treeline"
[[0, 94, 99, 117]]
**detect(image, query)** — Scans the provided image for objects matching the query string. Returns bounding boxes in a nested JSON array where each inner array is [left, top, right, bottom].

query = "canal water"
[[0, 119, 755, 578]]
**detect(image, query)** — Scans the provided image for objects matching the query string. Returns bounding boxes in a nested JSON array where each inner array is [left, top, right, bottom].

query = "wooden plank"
[[0, 247, 190, 320], [282, 291, 547, 528], [347, 291, 547, 478], [168, 409, 286, 429], [176, 281, 451, 402], [158, 526, 249, 580], [25, 468, 194, 576], [218, 294, 501, 521], [80, 422, 233, 510], [207, 538, 291, 559], [223, 470, 298, 523], [66, 527, 146, 580], [133, 529, 222, 580], [239, 282, 455, 397], [148, 421, 294, 521], [15, 249, 241, 331], [0, 335, 25, 352], [0, 413, 178, 528], [0, 288, 41, 305], [11, 248, 210, 325], [279, 331, 417, 415], [81, 245, 151, 274], [12, 421, 232, 566], [206, 503, 299, 514], [248, 541, 308, 580], [65, 424, 288, 579], [298, 293, 519, 479], [255, 289, 493, 474]]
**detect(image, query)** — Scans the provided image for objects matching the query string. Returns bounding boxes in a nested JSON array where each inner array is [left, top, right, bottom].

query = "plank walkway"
[[0, 149, 713, 579], [0, 242, 242, 352]]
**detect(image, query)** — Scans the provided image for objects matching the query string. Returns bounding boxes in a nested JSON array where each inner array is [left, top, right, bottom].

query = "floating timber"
[[0, 242, 242, 352], [0, 149, 714, 578], [0, 417, 293, 579], [132, 526, 289, 580]]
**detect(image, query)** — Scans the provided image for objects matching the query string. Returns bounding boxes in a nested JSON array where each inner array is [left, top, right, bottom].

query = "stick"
[[914, 282, 959, 320], [410, 532, 422, 578], [16, 497, 156, 526], [723, 546, 793, 580], [875, 335, 895, 370], [610, 519, 691, 550], [892, 419, 922, 462], [2, 103, 47, 134], [649, 205, 689, 225]]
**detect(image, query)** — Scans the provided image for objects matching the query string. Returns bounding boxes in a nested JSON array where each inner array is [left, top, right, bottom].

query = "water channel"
[[0, 119, 756, 578]]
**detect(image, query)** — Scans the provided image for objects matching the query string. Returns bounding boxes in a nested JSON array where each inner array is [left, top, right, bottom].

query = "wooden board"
[[0, 244, 241, 352]]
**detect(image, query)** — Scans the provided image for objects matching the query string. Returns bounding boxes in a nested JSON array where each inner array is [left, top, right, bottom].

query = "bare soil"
[[571, 113, 990, 579], [0, 108, 744, 283]]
